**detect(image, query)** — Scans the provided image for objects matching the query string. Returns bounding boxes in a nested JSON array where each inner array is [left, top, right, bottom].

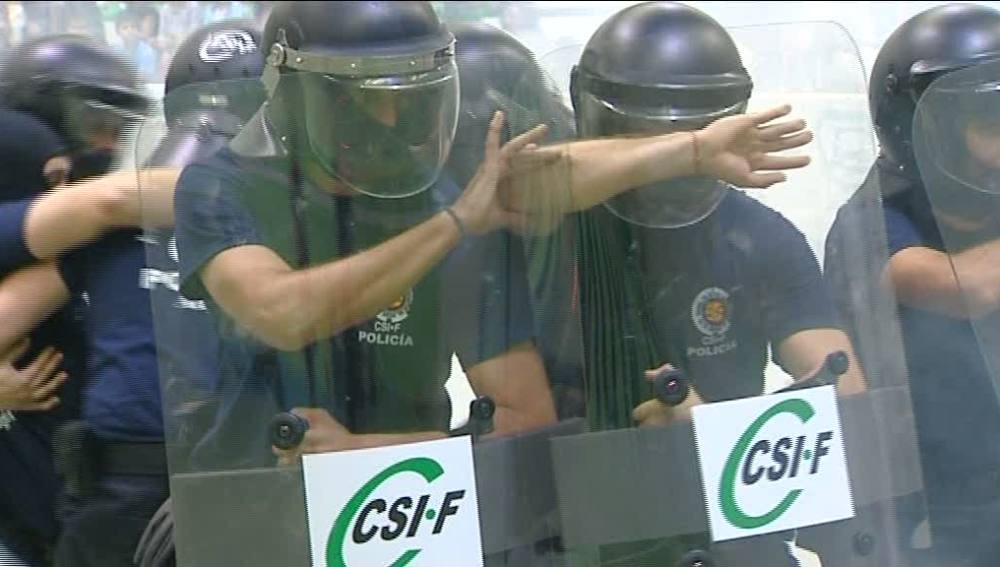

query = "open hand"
[[698, 104, 813, 189], [450, 112, 552, 235], [0, 340, 67, 412]]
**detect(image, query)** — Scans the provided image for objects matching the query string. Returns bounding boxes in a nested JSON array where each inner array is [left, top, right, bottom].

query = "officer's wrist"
[[443, 207, 467, 239]]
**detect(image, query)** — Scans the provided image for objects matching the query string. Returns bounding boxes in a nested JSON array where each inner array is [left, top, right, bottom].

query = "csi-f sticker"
[[198, 30, 258, 63], [377, 290, 413, 325], [303, 436, 483, 567], [692, 385, 853, 541]]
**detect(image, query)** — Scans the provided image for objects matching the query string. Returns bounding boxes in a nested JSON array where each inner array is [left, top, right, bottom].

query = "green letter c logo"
[[327, 457, 445, 567], [719, 398, 815, 529]]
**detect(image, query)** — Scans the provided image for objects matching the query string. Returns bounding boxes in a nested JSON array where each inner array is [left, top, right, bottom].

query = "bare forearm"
[[489, 405, 556, 436], [25, 168, 178, 259], [506, 132, 695, 213], [247, 212, 461, 350], [0, 262, 69, 350], [886, 245, 1000, 318], [466, 342, 557, 436], [25, 183, 115, 260], [565, 132, 695, 209], [780, 328, 867, 396]]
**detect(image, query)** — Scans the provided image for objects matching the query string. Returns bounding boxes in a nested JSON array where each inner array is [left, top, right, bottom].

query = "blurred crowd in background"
[[0, 2, 270, 82], [0, 1, 996, 90]]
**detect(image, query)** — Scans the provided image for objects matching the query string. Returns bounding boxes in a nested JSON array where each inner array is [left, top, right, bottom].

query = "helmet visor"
[[578, 91, 740, 228], [298, 62, 459, 198], [63, 85, 148, 150]]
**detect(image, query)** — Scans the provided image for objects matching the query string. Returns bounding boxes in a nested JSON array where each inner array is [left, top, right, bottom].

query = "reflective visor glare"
[[580, 93, 733, 137], [65, 98, 138, 145]]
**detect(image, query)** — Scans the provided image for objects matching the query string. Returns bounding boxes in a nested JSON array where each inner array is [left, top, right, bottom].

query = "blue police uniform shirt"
[[139, 226, 220, 455], [0, 106, 67, 271], [633, 189, 837, 402], [0, 199, 33, 270], [883, 196, 1000, 484], [58, 231, 164, 442], [175, 145, 535, 469]]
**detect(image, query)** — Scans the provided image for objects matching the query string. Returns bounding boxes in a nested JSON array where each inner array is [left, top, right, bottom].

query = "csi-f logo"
[[376, 290, 413, 325], [720, 398, 834, 530], [693, 386, 853, 542], [198, 30, 258, 63], [360, 290, 416, 347], [327, 458, 465, 567]]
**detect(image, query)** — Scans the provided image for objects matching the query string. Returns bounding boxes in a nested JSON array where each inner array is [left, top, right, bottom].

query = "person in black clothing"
[[824, 4, 1000, 566], [0, 106, 82, 567]]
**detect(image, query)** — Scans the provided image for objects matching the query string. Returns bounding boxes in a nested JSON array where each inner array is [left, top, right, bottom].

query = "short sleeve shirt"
[[883, 197, 1000, 480], [634, 190, 837, 402], [175, 146, 534, 468], [58, 230, 164, 441]]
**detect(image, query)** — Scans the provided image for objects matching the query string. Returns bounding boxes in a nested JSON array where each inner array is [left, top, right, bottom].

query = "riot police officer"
[[0, 107, 78, 566], [567, 2, 861, 564], [826, 4, 1000, 565], [0, 34, 150, 566], [132, 20, 268, 567], [0, 33, 165, 567], [0, 25, 262, 566], [169, 0, 820, 467], [448, 21, 587, 420], [174, 0, 560, 472]]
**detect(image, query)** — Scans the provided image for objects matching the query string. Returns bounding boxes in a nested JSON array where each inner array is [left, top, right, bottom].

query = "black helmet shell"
[[0, 34, 145, 142], [165, 20, 264, 96], [163, 20, 266, 126], [870, 3, 1000, 175], [573, 2, 751, 114], [263, 1, 452, 68]]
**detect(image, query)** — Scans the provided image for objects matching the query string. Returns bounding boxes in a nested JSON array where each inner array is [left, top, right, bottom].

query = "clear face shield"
[[551, 22, 924, 566], [916, 70, 1000, 235], [62, 84, 148, 150], [60, 84, 148, 180], [150, 67, 585, 567], [297, 63, 459, 198], [577, 89, 746, 228]]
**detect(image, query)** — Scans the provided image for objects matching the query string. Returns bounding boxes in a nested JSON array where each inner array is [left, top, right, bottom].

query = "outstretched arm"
[[24, 168, 179, 261], [502, 104, 812, 215], [202, 113, 546, 351]]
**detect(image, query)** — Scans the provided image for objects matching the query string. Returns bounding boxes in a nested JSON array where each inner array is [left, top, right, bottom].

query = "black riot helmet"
[[448, 22, 574, 187], [0, 34, 147, 152], [260, 1, 459, 198], [162, 19, 266, 129], [871, 3, 1000, 181], [147, 20, 266, 170], [572, 2, 753, 228]]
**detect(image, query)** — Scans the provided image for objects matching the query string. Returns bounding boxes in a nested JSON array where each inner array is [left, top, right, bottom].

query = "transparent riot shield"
[[143, 61, 586, 566], [549, 22, 924, 566], [912, 58, 1000, 565]]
